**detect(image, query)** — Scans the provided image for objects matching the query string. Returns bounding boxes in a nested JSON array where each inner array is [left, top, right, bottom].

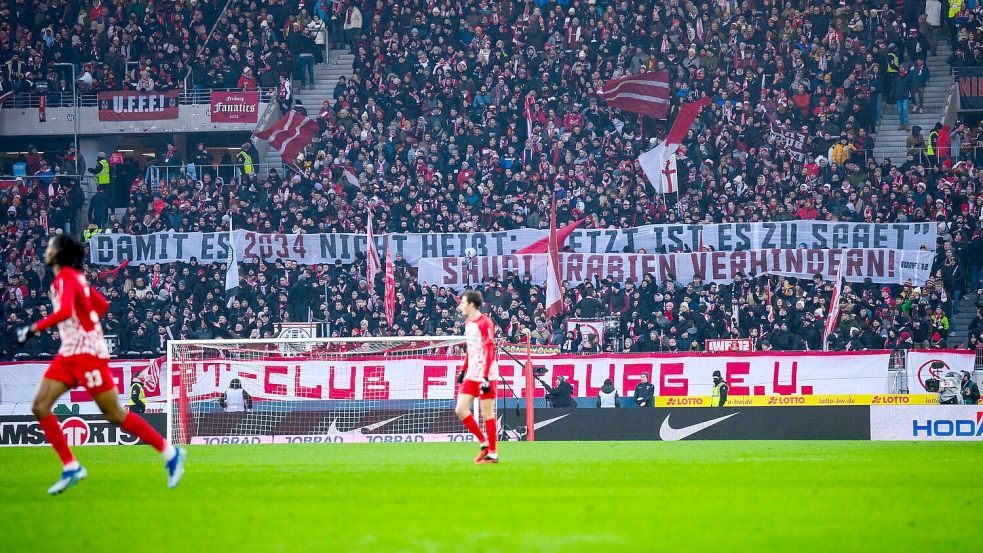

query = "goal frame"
[[165, 336, 536, 444]]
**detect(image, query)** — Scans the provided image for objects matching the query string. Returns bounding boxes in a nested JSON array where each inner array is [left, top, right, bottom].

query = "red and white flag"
[[822, 254, 847, 350], [384, 238, 396, 327], [365, 211, 380, 293], [599, 71, 670, 119], [638, 97, 711, 193], [253, 111, 320, 164], [545, 198, 563, 319], [516, 218, 586, 254], [639, 143, 678, 194], [0, 91, 12, 107]]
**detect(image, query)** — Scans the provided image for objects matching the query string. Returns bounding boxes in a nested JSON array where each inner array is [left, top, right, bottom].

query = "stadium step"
[[872, 44, 955, 164], [261, 48, 354, 172], [948, 293, 980, 346]]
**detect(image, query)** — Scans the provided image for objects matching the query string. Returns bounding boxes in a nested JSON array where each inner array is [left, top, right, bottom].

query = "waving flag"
[[638, 97, 711, 193], [253, 110, 320, 164], [822, 254, 847, 350], [225, 217, 239, 308], [599, 71, 670, 118], [545, 198, 563, 319], [384, 239, 396, 326], [516, 218, 587, 254], [639, 143, 678, 194], [365, 211, 380, 294]]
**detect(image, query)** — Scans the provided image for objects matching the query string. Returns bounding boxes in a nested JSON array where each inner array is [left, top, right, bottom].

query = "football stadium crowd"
[[5, 0, 983, 358]]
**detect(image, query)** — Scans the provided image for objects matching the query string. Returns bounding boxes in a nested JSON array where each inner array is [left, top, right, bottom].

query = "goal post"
[[165, 336, 536, 445]]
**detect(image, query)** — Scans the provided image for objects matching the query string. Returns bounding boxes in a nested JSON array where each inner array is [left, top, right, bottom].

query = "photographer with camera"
[[962, 371, 981, 405], [539, 374, 577, 408]]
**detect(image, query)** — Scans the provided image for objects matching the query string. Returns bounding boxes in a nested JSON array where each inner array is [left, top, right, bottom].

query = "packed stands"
[[2, 0, 982, 358]]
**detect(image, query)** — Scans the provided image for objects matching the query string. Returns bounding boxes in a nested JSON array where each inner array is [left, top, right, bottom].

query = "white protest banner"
[[0, 359, 165, 415], [903, 350, 976, 393], [418, 248, 934, 288], [116, 351, 892, 404], [89, 222, 936, 266]]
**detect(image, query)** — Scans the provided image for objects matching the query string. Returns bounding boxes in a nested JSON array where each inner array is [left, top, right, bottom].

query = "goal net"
[[166, 336, 513, 445]]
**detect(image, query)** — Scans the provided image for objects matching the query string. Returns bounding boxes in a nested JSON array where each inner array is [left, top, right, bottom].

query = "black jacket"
[[963, 379, 981, 405], [633, 381, 655, 407], [543, 379, 576, 408]]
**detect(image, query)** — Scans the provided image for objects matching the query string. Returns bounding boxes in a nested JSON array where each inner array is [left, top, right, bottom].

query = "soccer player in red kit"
[[454, 290, 499, 464], [15, 235, 187, 494]]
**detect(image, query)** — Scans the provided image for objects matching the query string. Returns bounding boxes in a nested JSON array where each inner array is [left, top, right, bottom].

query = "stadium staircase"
[[872, 43, 954, 164], [261, 50, 354, 171], [948, 292, 979, 347]]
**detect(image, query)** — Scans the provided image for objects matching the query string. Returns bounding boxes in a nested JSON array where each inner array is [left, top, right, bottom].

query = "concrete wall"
[[0, 103, 269, 136]]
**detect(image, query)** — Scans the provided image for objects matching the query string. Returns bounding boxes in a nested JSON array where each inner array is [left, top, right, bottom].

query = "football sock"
[[461, 414, 486, 443], [120, 412, 167, 453], [39, 414, 76, 467], [484, 418, 497, 455]]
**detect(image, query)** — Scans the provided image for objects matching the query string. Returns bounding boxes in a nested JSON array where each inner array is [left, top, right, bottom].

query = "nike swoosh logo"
[[659, 412, 740, 441], [533, 414, 570, 430], [325, 415, 405, 435]]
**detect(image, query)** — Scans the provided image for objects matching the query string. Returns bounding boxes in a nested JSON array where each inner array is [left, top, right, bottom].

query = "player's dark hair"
[[50, 234, 85, 270], [463, 290, 483, 308]]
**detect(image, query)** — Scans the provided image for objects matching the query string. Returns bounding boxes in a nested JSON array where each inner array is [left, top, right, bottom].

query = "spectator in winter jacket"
[[894, 68, 913, 129], [909, 59, 930, 113], [596, 379, 620, 408], [962, 371, 981, 404]]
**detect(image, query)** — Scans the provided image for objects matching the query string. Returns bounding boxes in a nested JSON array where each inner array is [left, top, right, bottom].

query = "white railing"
[[0, 88, 275, 109]]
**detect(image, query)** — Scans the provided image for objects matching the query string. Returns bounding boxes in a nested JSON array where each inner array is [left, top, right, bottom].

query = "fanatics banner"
[[97, 90, 179, 121], [88, 222, 936, 266], [210, 91, 259, 123], [418, 249, 934, 288]]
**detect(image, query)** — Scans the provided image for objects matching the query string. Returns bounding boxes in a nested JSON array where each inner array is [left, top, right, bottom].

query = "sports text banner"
[[97, 90, 179, 121], [162, 351, 892, 403], [88, 222, 936, 266], [210, 91, 259, 123], [418, 249, 934, 287]]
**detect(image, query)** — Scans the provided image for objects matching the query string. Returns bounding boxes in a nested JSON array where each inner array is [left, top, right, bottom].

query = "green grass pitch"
[[1, 441, 980, 552]]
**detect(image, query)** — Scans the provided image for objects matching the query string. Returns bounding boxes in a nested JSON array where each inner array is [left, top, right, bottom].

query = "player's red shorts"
[[43, 354, 116, 395], [459, 379, 497, 400]]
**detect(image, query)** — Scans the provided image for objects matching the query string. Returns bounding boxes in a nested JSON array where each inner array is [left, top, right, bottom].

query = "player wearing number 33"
[[454, 290, 500, 464], [12, 235, 186, 495]]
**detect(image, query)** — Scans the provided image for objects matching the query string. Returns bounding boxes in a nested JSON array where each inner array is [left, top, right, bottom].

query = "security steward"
[[88, 151, 111, 187], [710, 370, 729, 407], [634, 373, 655, 407], [128, 372, 147, 413], [237, 143, 254, 176]]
